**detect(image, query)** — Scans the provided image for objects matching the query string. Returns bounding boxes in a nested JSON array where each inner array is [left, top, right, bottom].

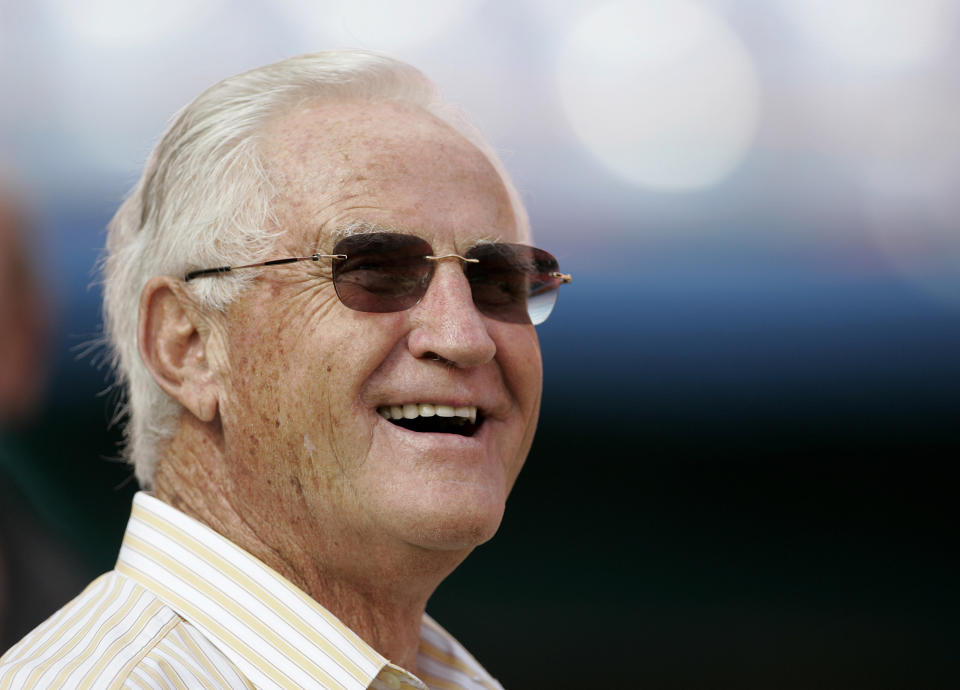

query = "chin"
[[418, 515, 504, 552], [395, 492, 508, 553], [364, 451, 517, 552]]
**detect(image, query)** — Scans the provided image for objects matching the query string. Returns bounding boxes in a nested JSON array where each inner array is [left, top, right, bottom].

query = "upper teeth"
[[379, 403, 477, 424]]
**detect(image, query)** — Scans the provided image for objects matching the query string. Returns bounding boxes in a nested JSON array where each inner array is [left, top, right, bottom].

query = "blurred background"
[[1, 0, 958, 687]]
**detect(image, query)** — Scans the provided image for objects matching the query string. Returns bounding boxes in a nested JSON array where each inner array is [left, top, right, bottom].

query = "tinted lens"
[[464, 243, 565, 325], [331, 233, 433, 312]]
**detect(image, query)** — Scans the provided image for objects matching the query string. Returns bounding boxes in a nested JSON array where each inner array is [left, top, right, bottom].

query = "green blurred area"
[[0, 403, 134, 579]]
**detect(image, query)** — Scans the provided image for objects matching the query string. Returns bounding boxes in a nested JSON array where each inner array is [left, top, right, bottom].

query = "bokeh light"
[[555, 0, 760, 191]]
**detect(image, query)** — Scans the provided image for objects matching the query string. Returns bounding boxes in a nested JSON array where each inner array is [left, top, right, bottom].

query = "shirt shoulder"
[[416, 616, 505, 690], [0, 570, 253, 689]]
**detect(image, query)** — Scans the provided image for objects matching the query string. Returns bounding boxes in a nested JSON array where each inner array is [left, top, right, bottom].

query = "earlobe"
[[138, 276, 219, 423]]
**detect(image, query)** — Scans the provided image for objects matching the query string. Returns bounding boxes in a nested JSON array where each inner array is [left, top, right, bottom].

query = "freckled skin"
[[150, 101, 542, 671], [218, 102, 539, 558]]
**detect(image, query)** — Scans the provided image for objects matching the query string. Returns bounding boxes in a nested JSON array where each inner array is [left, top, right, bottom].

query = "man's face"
[[211, 101, 542, 570]]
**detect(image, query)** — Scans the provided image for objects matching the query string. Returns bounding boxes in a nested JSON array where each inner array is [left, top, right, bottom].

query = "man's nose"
[[406, 261, 497, 367]]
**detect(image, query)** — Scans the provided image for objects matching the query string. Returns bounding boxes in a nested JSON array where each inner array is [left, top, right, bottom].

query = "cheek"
[[497, 326, 544, 410], [493, 325, 543, 476], [223, 311, 406, 465]]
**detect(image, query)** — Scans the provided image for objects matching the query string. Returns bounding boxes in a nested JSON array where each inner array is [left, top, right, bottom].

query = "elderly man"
[[0, 52, 569, 688]]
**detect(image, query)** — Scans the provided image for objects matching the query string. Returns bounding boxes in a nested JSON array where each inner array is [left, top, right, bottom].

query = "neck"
[[151, 415, 467, 673]]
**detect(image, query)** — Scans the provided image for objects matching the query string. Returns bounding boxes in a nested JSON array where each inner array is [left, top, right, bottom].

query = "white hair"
[[101, 50, 529, 488]]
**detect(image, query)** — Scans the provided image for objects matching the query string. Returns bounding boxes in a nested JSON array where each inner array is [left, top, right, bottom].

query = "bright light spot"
[[782, 0, 957, 69], [43, 0, 226, 50], [276, 0, 481, 51], [556, 0, 760, 191]]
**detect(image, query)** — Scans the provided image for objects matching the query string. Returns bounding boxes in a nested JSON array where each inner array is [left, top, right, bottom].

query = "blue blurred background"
[[1, 1, 958, 687]]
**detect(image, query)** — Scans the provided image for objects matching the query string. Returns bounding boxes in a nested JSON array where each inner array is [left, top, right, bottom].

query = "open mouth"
[[378, 404, 482, 437]]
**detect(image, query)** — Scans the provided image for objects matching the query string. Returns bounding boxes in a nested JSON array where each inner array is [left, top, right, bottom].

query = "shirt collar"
[[116, 492, 408, 690]]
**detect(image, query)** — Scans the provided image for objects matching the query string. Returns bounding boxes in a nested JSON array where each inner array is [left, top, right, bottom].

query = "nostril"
[[424, 351, 454, 366]]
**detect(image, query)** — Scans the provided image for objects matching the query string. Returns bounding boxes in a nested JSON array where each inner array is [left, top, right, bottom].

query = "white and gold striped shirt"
[[0, 493, 504, 690]]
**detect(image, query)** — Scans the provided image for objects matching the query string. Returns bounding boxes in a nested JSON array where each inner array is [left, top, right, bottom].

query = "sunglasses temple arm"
[[184, 254, 347, 281]]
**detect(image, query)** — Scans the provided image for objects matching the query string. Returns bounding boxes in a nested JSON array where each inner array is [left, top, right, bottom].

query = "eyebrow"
[[329, 219, 398, 242], [325, 220, 507, 249]]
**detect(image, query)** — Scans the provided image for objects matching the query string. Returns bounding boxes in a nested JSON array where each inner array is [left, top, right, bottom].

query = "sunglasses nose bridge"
[[424, 253, 479, 265], [419, 254, 479, 305], [416, 253, 480, 311]]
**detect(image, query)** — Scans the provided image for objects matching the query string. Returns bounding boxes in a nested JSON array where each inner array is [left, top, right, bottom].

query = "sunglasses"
[[184, 232, 572, 325]]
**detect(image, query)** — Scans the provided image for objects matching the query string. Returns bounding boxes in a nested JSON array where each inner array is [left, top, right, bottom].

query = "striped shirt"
[[0, 493, 504, 690]]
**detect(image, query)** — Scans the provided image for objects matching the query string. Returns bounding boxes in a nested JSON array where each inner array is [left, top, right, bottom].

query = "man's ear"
[[138, 276, 220, 423]]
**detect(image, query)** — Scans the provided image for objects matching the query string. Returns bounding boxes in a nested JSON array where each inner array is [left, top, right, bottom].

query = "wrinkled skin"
[[148, 100, 543, 670]]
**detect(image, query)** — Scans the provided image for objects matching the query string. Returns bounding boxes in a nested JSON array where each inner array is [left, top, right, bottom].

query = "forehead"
[[258, 100, 520, 248]]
